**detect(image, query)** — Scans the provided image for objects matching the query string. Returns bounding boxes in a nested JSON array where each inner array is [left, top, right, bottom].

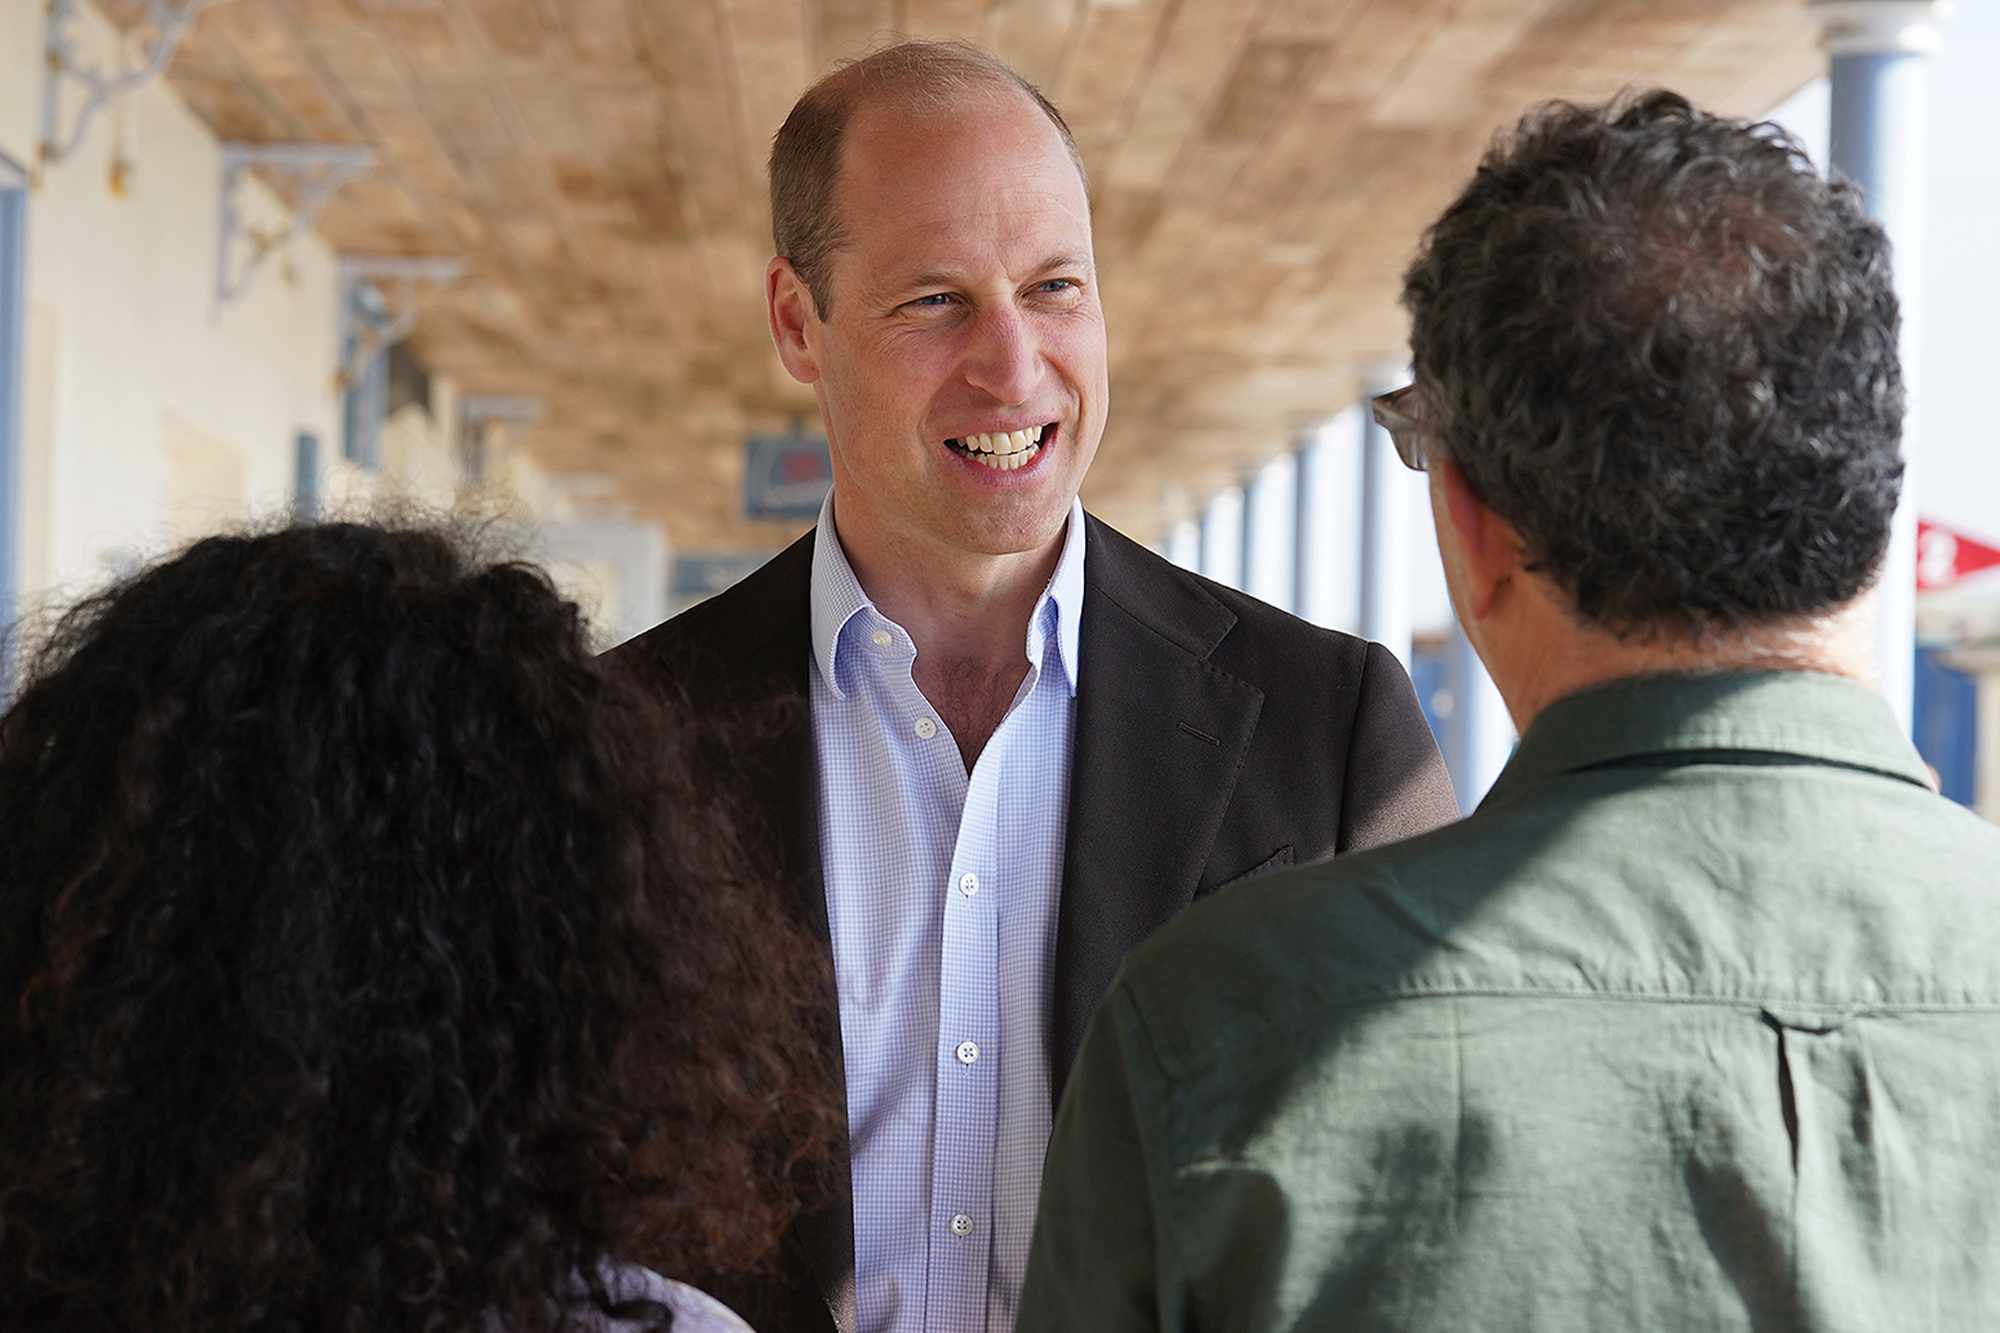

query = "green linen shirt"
[[1020, 670, 2000, 1332]]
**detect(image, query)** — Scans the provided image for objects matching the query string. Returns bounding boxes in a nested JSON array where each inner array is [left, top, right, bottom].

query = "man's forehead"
[[840, 89, 1086, 210], [846, 211, 1095, 303], [843, 117, 1087, 250]]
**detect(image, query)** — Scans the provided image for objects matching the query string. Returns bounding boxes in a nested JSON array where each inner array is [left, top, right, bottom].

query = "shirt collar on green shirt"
[[1482, 670, 1935, 813]]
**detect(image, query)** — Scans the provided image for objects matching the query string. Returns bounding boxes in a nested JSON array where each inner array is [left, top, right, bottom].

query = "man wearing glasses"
[[1023, 90, 2000, 1329]]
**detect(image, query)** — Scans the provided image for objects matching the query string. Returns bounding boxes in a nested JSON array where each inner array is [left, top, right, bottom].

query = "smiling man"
[[611, 41, 1458, 1333]]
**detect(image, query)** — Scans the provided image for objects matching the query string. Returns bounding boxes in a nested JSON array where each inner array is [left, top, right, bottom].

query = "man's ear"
[[767, 257, 821, 385], [1435, 457, 1520, 624]]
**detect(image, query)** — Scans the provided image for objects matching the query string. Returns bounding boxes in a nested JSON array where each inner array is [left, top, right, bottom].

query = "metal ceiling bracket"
[[39, 0, 209, 179], [218, 144, 379, 306], [334, 254, 467, 388], [461, 395, 544, 432], [459, 395, 544, 483]]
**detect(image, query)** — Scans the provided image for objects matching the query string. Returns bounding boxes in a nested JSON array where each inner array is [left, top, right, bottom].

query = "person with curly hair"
[[0, 521, 842, 1332], [1022, 91, 2000, 1329]]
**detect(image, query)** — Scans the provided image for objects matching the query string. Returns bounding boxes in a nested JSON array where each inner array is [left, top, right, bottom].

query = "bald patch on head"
[[768, 39, 1088, 318]]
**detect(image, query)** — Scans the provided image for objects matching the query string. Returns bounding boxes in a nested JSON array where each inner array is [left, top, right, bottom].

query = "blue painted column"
[[1359, 363, 1414, 667], [0, 175, 26, 695], [1814, 0, 1948, 731]]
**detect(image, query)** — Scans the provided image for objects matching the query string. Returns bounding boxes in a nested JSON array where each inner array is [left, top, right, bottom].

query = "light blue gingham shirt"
[[810, 494, 1086, 1333]]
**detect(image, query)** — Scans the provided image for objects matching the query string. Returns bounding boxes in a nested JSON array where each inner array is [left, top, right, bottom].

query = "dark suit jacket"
[[607, 513, 1459, 1332]]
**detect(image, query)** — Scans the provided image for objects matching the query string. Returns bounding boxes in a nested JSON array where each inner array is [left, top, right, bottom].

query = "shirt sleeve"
[[566, 1263, 758, 1333], [1020, 984, 1181, 1332]]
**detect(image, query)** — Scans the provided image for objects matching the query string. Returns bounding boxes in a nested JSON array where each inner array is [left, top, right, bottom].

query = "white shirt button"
[[956, 1040, 980, 1066], [950, 1213, 974, 1237], [914, 717, 937, 740], [870, 628, 892, 648], [958, 872, 979, 897]]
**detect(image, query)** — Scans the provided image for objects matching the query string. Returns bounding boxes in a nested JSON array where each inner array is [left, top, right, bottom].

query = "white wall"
[[0, 1, 669, 649], [3, 0, 341, 601]]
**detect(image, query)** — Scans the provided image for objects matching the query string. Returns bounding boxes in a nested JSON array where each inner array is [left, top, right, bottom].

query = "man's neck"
[[831, 504, 1066, 672], [1493, 597, 1878, 736], [831, 501, 1069, 770]]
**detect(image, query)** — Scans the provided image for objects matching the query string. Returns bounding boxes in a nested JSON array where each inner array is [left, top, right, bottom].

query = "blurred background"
[[1, 0, 1993, 813]]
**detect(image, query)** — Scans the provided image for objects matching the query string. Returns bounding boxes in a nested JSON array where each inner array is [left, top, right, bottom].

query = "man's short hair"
[[1403, 89, 1904, 637], [769, 40, 1087, 319]]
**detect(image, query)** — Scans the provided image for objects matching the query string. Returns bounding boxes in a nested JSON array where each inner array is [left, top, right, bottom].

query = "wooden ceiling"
[[112, 0, 1821, 552]]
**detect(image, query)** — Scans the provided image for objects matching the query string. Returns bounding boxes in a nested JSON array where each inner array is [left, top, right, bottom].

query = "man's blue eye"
[[1040, 280, 1075, 293], [914, 293, 956, 307]]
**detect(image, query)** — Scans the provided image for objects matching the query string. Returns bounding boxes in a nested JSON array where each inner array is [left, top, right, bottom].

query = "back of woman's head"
[[0, 522, 837, 1332]]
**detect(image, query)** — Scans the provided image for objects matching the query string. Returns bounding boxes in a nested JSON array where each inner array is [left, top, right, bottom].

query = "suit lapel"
[[699, 535, 857, 1332], [1052, 519, 1265, 1099]]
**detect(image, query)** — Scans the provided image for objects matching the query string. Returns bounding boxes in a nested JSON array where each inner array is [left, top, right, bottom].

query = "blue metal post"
[[293, 432, 321, 521], [0, 174, 26, 695], [1815, 0, 1947, 731]]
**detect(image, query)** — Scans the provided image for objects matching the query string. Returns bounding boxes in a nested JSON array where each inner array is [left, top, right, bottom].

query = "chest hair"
[[915, 655, 1031, 772]]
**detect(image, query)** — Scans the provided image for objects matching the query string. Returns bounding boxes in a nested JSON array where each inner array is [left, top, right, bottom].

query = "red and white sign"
[[1918, 518, 2000, 591]]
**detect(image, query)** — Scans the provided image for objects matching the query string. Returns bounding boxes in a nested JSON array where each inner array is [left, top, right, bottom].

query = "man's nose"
[[961, 303, 1043, 404]]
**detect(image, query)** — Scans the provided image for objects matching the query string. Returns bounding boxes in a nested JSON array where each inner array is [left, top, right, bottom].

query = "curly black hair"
[[0, 522, 841, 1332], [1402, 89, 1905, 636]]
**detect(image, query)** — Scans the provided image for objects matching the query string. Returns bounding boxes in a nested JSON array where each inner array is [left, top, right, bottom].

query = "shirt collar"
[[1481, 669, 1934, 812], [809, 493, 875, 699], [1041, 498, 1088, 698], [809, 493, 1088, 701]]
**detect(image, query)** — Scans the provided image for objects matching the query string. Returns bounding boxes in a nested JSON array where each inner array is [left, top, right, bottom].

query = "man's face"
[[795, 91, 1108, 561]]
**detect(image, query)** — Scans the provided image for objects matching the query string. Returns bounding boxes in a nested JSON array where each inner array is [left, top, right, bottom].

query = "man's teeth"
[[959, 426, 1046, 455], [969, 442, 1039, 470], [949, 426, 1047, 470]]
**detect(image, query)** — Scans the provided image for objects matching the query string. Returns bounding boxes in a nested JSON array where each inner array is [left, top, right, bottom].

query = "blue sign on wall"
[[744, 430, 832, 520], [670, 553, 769, 603]]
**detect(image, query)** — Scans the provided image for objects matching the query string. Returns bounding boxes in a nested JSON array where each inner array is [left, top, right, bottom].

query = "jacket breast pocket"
[[1200, 843, 1295, 899]]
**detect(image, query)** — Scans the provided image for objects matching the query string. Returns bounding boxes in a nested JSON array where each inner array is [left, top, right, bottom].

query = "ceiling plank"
[[107, 0, 1826, 553], [721, 0, 816, 235], [901, 0, 988, 44], [982, 0, 1083, 90], [821, 0, 899, 66], [1052, 0, 1173, 171], [1103, 0, 1272, 192]]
